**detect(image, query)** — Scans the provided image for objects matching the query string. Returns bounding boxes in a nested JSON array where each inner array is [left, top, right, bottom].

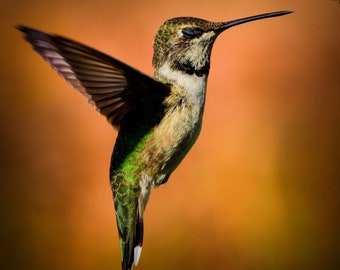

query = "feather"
[[17, 26, 170, 129]]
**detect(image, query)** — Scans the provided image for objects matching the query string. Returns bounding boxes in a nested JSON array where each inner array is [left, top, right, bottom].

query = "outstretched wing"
[[17, 26, 170, 129]]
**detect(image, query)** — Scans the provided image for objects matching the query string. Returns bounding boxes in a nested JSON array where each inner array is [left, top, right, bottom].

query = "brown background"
[[1, 0, 339, 269]]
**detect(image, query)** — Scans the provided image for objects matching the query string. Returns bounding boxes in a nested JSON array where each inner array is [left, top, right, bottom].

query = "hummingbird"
[[18, 10, 292, 270]]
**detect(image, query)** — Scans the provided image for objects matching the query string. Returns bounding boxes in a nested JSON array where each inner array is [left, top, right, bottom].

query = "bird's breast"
[[138, 62, 208, 185], [141, 86, 205, 185]]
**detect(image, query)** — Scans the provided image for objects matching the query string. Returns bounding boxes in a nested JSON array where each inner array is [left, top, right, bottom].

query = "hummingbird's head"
[[152, 11, 292, 77], [152, 17, 222, 77]]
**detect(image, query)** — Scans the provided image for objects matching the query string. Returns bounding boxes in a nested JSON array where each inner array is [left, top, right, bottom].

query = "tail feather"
[[121, 206, 144, 270], [112, 172, 151, 270], [133, 209, 143, 266]]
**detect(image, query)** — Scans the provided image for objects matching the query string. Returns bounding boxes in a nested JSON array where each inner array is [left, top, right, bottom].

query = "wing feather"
[[17, 25, 170, 129]]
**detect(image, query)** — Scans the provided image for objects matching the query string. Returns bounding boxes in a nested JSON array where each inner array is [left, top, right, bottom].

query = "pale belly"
[[141, 104, 203, 186]]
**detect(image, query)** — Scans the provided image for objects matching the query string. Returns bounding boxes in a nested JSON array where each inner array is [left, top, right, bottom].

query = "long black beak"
[[215, 10, 293, 33]]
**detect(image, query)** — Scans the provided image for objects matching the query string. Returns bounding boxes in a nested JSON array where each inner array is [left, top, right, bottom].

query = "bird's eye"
[[181, 27, 204, 39]]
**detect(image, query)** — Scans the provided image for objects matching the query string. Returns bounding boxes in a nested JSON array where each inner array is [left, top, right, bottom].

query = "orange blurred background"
[[1, 0, 339, 269]]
